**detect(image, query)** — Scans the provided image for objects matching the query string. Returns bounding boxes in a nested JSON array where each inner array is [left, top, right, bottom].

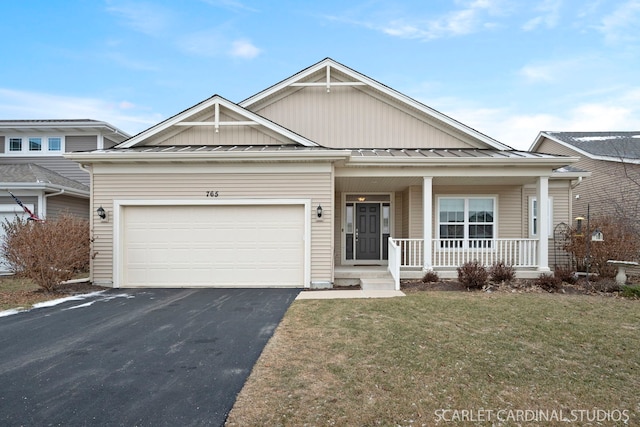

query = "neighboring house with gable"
[[0, 120, 129, 221], [66, 58, 587, 290], [530, 132, 640, 220]]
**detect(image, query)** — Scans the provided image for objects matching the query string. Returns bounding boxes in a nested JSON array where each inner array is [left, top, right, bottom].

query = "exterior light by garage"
[[317, 204, 323, 218], [97, 206, 106, 220]]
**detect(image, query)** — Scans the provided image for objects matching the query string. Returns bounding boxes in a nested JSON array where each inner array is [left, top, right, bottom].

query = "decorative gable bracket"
[[289, 64, 366, 93]]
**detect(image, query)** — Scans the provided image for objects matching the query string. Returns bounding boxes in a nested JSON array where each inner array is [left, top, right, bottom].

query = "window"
[[438, 197, 495, 248], [48, 137, 61, 151], [29, 137, 42, 151], [9, 138, 22, 151], [530, 197, 553, 237], [4, 135, 64, 155]]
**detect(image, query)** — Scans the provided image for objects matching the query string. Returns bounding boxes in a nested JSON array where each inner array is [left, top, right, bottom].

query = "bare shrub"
[[553, 265, 576, 284], [421, 270, 440, 283], [535, 273, 562, 292], [457, 261, 488, 289], [2, 214, 90, 292], [564, 215, 640, 277], [489, 261, 515, 283]]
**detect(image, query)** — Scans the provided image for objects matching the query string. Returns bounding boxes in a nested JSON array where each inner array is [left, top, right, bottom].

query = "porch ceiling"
[[335, 175, 539, 192]]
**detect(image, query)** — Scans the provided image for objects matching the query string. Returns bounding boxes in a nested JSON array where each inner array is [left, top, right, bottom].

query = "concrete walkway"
[[296, 289, 405, 300]]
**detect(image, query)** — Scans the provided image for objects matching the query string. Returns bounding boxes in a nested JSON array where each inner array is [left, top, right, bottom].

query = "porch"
[[336, 237, 542, 291]]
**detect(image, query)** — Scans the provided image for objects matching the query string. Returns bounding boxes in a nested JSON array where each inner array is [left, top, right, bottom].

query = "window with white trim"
[[530, 197, 553, 238], [4, 136, 65, 155], [438, 197, 495, 248]]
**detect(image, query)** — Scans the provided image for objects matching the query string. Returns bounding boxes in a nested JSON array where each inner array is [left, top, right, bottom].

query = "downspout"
[[571, 176, 583, 189], [43, 189, 65, 218]]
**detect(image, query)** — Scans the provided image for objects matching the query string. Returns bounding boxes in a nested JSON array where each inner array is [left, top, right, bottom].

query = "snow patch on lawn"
[[33, 291, 106, 308]]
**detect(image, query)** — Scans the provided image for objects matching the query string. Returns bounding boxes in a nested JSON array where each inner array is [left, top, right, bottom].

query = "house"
[[66, 58, 587, 289], [0, 120, 130, 221], [531, 131, 640, 220]]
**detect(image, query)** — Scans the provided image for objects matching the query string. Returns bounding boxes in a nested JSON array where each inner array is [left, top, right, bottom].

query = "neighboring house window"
[[29, 137, 42, 151], [4, 136, 65, 155], [530, 197, 553, 238], [48, 137, 61, 151], [438, 197, 495, 248], [9, 138, 22, 151]]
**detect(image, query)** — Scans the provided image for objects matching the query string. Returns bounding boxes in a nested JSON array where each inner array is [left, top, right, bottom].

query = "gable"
[[118, 96, 317, 149], [242, 59, 510, 150]]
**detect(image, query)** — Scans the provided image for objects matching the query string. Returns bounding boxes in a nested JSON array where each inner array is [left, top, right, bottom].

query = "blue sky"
[[1, 0, 639, 150]]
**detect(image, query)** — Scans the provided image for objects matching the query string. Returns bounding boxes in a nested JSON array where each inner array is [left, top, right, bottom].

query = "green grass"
[[226, 292, 640, 426]]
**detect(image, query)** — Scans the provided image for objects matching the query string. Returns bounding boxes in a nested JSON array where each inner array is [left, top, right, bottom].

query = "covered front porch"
[[333, 150, 571, 290]]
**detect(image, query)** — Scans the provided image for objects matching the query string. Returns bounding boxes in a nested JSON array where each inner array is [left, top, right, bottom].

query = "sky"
[[1, 0, 639, 151]]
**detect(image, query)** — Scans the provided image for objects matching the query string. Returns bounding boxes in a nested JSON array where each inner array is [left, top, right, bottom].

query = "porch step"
[[360, 277, 396, 291]]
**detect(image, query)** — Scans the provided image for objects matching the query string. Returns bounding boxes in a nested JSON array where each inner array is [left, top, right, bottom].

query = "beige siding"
[[394, 192, 403, 238], [91, 164, 333, 287], [46, 195, 89, 219], [537, 137, 639, 219], [253, 86, 477, 149], [66, 135, 97, 152], [408, 186, 423, 237], [155, 125, 285, 146]]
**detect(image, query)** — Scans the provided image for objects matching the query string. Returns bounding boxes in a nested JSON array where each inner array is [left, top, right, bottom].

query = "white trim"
[[340, 192, 394, 265], [4, 135, 65, 156], [112, 198, 311, 289], [116, 96, 319, 148], [529, 196, 553, 238], [423, 177, 433, 270], [436, 195, 498, 243]]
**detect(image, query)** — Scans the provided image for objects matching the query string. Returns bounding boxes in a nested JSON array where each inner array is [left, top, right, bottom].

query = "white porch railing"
[[388, 238, 401, 290], [392, 238, 539, 269]]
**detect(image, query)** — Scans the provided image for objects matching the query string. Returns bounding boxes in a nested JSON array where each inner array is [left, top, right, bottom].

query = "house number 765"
[[206, 191, 219, 197]]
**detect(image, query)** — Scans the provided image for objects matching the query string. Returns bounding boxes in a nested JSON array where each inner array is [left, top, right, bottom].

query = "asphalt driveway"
[[0, 288, 299, 426]]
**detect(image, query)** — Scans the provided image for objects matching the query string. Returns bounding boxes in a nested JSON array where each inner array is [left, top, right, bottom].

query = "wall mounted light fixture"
[[97, 206, 106, 219], [317, 205, 323, 218]]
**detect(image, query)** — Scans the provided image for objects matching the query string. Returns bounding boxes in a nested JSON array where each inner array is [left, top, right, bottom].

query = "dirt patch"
[[0, 277, 107, 311]]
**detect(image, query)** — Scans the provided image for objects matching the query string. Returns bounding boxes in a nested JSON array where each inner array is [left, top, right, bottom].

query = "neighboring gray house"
[[0, 119, 130, 221], [531, 131, 640, 220]]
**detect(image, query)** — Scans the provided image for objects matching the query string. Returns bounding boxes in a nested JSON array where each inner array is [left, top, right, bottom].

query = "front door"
[[356, 203, 380, 260]]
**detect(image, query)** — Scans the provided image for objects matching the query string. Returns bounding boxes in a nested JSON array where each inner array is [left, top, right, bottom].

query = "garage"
[[120, 203, 307, 288]]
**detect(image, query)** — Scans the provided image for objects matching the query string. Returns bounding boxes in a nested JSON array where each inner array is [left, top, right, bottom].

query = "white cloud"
[[230, 39, 261, 59], [598, 0, 640, 44], [0, 88, 161, 135], [105, 1, 173, 36], [331, 0, 506, 41], [522, 0, 562, 31]]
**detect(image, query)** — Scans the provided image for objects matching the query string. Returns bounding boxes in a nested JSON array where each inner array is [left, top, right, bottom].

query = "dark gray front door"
[[356, 203, 380, 260]]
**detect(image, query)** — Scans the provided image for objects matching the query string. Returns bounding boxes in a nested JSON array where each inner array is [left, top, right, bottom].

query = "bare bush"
[[457, 260, 489, 289], [2, 214, 90, 292], [422, 270, 440, 283], [564, 215, 640, 277], [489, 261, 515, 283], [535, 273, 562, 292]]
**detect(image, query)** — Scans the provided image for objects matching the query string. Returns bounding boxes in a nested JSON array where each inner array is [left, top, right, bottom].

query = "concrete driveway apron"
[[0, 288, 299, 426]]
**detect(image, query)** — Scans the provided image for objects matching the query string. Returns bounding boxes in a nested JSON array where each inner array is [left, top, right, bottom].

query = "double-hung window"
[[438, 197, 495, 248]]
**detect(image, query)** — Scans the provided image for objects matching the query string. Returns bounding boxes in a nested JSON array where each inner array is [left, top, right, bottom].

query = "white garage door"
[[122, 204, 305, 288]]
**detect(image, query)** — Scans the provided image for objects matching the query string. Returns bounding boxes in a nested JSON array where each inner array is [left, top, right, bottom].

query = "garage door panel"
[[122, 204, 305, 288]]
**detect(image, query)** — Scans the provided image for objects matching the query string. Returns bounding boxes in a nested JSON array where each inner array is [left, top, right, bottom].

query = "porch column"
[[537, 175, 550, 272], [423, 177, 433, 271]]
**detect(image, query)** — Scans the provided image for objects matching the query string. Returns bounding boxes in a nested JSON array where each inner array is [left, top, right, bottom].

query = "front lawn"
[[226, 292, 639, 426], [0, 275, 95, 311]]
